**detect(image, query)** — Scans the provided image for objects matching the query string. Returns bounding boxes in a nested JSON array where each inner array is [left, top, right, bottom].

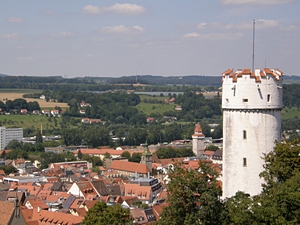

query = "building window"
[[267, 94, 271, 102], [226, 98, 229, 103], [243, 99, 248, 102], [243, 130, 247, 139], [243, 158, 247, 167]]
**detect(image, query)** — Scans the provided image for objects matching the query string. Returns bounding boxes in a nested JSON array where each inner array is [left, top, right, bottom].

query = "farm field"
[[0, 92, 68, 109], [0, 114, 62, 130], [135, 102, 175, 116], [139, 94, 166, 101]]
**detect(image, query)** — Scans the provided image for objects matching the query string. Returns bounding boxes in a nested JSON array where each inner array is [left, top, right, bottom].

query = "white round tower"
[[222, 68, 283, 198]]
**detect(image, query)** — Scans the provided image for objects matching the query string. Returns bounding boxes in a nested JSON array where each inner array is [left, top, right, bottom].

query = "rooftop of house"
[[0, 200, 16, 225], [110, 160, 151, 174], [30, 209, 84, 225]]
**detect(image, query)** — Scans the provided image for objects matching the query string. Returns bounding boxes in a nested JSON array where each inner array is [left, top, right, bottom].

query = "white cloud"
[[184, 32, 244, 40], [100, 25, 145, 34], [82, 5, 102, 15], [220, 0, 294, 5], [183, 32, 201, 38], [103, 3, 145, 15], [51, 31, 75, 37], [82, 3, 145, 15], [201, 20, 279, 30], [0, 33, 20, 39], [255, 19, 279, 29], [7, 17, 23, 23], [197, 22, 207, 29]]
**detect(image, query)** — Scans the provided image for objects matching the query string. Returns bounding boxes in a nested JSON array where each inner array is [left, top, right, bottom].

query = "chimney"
[[37, 207, 41, 213]]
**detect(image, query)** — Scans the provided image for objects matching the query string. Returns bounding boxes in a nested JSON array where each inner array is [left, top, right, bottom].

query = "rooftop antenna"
[[252, 19, 255, 73], [265, 59, 267, 68]]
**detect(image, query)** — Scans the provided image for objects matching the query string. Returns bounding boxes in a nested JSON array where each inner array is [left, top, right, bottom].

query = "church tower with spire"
[[192, 123, 205, 157], [140, 142, 152, 173]]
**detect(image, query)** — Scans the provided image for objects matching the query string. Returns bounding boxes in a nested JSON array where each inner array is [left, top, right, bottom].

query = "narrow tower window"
[[243, 158, 247, 167], [243, 130, 247, 139], [232, 85, 236, 96], [267, 94, 271, 102], [243, 99, 248, 102]]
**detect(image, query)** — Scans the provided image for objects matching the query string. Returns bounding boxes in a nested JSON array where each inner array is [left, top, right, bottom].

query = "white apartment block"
[[0, 127, 23, 150]]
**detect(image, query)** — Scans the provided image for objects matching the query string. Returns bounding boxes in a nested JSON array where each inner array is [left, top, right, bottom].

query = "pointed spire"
[[142, 141, 151, 155], [194, 123, 202, 133]]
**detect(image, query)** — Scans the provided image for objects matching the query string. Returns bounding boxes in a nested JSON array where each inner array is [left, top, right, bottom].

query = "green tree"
[[83, 127, 110, 148], [157, 161, 224, 225], [224, 192, 256, 225], [0, 150, 6, 158], [129, 152, 142, 163], [62, 128, 83, 146], [17, 150, 28, 159], [77, 149, 83, 160], [5, 140, 22, 150], [121, 150, 131, 159], [251, 140, 300, 224], [35, 129, 43, 144], [0, 165, 18, 175], [156, 146, 176, 159], [206, 144, 219, 151], [82, 202, 132, 225]]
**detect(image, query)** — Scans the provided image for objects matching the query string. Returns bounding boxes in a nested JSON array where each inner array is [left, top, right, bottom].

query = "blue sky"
[[0, 0, 299, 77]]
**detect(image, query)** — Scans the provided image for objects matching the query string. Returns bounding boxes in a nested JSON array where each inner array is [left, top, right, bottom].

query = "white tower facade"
[[222, 68, 283, 198], [192, 123, 205, 157]]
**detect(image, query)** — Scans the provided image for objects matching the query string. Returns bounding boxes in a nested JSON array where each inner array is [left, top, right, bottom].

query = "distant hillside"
[[283, 75, 300, 84], [109, 75, 222, 86]]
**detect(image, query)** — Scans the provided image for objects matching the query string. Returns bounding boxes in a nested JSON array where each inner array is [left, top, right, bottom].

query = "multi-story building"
[[0, 127, 23, 150]]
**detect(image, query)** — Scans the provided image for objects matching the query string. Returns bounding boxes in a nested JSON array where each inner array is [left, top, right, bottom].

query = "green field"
[[135, 102, 175, 116], [0, 114, 61, 130], [139, 94, 166, 101], [281, 107, 300, 119]]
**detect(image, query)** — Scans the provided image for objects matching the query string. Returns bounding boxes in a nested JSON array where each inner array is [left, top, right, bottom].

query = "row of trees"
[[0, 98, 40, 112]]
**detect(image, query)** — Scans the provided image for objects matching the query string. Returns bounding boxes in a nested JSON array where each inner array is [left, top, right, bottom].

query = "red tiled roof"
[[242, 68, 251, 74], [223, 68, 282, 82], [125, 183, 152, 200], [0, 201, 15, 224], [110, 161, 150, 174], [194, 123, 202, 133], [31, 209, 84, 225]]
